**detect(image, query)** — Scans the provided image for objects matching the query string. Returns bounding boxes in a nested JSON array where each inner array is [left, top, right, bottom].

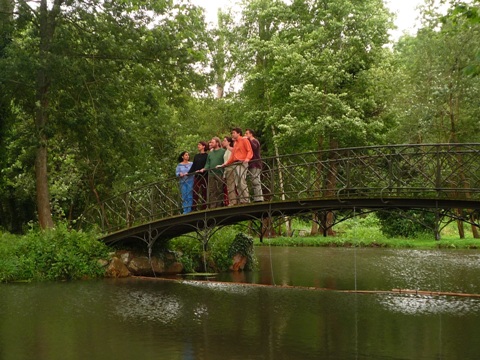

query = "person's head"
[[210, 137, 221, 150], [178, 151, 189, 163], [222, 136, 233, 149], [245, 128, 255, 139], [231, 127, 242, 140], [198, 141, 209, 152]]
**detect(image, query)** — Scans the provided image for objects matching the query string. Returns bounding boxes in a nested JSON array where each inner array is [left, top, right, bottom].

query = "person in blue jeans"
[[175, 151, 194, 214]]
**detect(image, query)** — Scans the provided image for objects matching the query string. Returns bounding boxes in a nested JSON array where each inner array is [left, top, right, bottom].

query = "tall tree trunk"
[[455, 208, 465, 238], [214, 10, 226, 99], [324, 139, 339, 236], [35, 135, 54, 229], [471, 223, 480, 239], [447, 87, 473, 239], [0, 0, 13, 28], [310, 136, 325, 235], [34, 0, 62, 229], [310, 212, 319, 236], [270, 124, 291, 235]]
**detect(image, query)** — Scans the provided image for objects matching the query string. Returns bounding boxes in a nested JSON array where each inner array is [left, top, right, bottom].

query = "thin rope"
[[353, 207, 358, 360], [268, 204, 276, 286], [353, 207, 358, 291], [268, 237, 276, 286], [435, 202, 443, 294], [435, 201, 443, 358], [202, 211, 208, 274]]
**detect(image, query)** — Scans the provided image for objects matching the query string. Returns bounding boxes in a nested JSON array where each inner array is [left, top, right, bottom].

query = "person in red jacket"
[[221, 127, 253, 204]]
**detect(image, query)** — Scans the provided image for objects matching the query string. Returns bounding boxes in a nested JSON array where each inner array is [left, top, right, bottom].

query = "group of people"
[[175, 127, 264, 214]]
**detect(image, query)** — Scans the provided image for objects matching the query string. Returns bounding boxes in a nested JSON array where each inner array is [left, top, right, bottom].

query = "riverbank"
[[2, 216, 480, 283], [254, 235, 480, 249], [253, 215, 480, 249]]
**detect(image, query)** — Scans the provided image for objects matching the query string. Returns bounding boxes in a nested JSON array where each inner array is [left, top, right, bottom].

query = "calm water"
[[1, 247, 480, 360]]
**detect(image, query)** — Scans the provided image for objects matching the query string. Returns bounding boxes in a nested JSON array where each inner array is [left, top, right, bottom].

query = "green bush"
[[169, 236, 204, 273], [169, 229, 257, 273], [227, 233, 256, 270], [0, 224, 109, 282], [376, 210, 435, 238], [209, 235, 234, 272]]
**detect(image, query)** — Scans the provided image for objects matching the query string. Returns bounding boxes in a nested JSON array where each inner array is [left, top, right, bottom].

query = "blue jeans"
[[180, 178, 194, 214]]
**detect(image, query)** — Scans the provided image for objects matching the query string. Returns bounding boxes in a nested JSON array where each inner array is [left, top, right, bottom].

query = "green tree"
[[230, 0, 394, 155], [451, 1, 480, 76], [388, 0, 480, 238], [226, 0, 394, 235], [0, 0, 210, 230], [376, 210, 436, 238], [388, 1, 480, 144]]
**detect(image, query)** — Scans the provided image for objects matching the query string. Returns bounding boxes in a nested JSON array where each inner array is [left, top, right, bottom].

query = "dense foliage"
[[1, 0, 480, 239], [0, 224, 109, 282], [376, 210, 437, 238], [227, 232, 255, 270], [169, 228, 256, 272]]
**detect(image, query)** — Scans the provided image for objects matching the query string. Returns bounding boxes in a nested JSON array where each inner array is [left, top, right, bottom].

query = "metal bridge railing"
[[82, 143, 480, 233]]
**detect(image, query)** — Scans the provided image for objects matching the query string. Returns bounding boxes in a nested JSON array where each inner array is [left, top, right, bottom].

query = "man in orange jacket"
[[221, 127, 253, 204]]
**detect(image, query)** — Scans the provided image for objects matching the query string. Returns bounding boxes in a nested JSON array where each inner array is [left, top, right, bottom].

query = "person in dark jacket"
[[245, 128, 264, 202], [188, 141, 209, 210]]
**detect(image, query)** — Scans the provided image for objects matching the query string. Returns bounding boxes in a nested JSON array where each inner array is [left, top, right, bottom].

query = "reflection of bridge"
[[83, 144, 480, 247]]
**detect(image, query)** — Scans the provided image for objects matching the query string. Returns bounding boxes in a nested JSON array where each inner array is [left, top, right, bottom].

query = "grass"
[[254, 215, 480, 250], [255, 236, 480, 249]]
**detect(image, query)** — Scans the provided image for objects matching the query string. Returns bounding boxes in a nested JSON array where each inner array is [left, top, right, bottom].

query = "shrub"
[[169, 236, 204, 273], [376, 210, 436, 238], [227, 233, 256, 270], [169, 229, 257, 273], [0, 224, 109, 282]]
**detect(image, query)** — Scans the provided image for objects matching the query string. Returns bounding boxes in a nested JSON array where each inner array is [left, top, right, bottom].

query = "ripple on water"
[[378, 293, 480, 316], [182, 279, 254, 295], [375, 249, 480, 293], [114, 290, 182, 323]]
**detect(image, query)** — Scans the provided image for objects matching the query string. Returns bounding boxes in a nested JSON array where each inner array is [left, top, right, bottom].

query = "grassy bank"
[[254, 236, 480, 249], [2, 214, 479, 283], [254, 215, 480, 250]]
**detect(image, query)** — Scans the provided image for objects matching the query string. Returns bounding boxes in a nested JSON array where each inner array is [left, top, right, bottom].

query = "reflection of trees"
[[4, 278, 480, 359]]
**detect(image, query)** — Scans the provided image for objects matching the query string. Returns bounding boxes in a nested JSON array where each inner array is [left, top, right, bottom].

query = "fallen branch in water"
[[132, 276, 480, 298]]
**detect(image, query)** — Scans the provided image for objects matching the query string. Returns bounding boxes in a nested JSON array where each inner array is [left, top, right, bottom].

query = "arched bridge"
[[83, 143, 480, 246]]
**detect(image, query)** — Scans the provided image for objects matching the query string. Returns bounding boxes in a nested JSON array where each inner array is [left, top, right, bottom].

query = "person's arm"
[[202, 154, 212, 171], [249, 139, 259, 152], [176, 164, 183, 177], [244, 138, 253, 162], [223, 148, 236, 166], [188, 156, 197, 173]]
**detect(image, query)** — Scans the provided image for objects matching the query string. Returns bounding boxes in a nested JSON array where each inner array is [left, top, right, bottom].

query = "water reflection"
[[249, 247, 480, 294], [114, 288, 182, 323], [185, 280, 254, 295], [1, 247, 480, 360], [378, 294, 480, 315]]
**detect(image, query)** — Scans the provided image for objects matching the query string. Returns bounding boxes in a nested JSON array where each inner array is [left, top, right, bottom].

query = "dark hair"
[[231, 127, 242, 136], [224, 136, 233, 147], [178, 151, 188, 163], [199, 141, 209, 151], [245, 128, 255, 137]]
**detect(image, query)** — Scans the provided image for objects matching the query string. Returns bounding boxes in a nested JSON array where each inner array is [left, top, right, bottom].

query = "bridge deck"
[[100, 198, 480, 245], [82, 143, 480, 244]]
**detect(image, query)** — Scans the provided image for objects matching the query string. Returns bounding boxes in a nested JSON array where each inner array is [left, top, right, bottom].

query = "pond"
[[1, 247, 480, 359]]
